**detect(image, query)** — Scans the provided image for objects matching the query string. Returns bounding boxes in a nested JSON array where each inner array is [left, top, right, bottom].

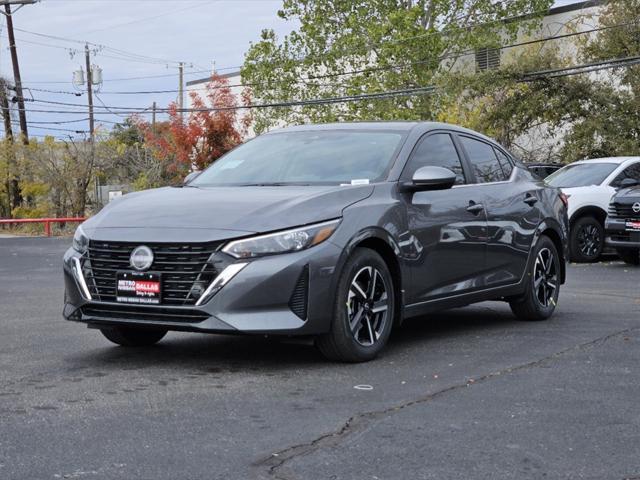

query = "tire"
[[316, 248, 395, 362], [570, 216, 603, 263], [100, 326, 167, 347], [510, 235, 561, 321], [616, 248, 640, 266]]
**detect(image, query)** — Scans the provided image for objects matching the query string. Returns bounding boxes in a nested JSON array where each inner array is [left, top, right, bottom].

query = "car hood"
[[559, 186, 608, 195], [83, 185, 374, 241], [614, 186, 640, 201]]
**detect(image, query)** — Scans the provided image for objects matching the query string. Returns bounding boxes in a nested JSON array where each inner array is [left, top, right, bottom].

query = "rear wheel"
[[100, 326, 167, 347], [510, 235, 560, 321], [570, 216, 603, 263], [616, 248, 640, 266], [316, 248, 395, 362]]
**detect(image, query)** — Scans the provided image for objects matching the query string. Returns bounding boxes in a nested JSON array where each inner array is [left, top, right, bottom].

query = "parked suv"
[[606, 184, 640, 265], [545, 157, 640, 262], [63, 122, 569, 362]]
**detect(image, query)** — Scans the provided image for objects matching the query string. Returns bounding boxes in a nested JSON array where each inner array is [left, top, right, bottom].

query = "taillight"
[[559, 192, 570, 208]]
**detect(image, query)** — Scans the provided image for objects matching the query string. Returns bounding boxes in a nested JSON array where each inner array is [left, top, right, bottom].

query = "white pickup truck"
[[545, 157, 640, 262]]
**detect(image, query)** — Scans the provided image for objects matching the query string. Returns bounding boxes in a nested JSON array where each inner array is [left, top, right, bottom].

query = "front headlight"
[[72, 225, 89, 254], [222, 219, 340, 259]]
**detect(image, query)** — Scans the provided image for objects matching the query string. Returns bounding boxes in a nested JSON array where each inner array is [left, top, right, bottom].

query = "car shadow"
[[66, 303, 519, 373]]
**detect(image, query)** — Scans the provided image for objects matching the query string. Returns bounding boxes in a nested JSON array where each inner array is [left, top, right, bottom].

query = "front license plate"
[[625, 219, 640, 232], [116, 272, 161, 305]]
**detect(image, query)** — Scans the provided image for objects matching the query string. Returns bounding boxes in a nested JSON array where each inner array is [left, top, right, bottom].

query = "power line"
[[17, 17, 640, 110], [76, 1, 215, 35], [12, 122, 87, 133], [13, 54, 640, 117], [28, 118, 89, 124], [21, 66, 239, 85], [18, 18, 638, 97], [12, 26, 186, 65]]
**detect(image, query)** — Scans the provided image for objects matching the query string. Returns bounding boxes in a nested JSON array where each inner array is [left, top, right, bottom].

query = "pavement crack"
[[256, 326, 639, 480]]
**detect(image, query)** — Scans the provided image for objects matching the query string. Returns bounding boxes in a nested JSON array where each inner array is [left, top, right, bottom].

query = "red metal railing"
[[0, 217, 85, 237]]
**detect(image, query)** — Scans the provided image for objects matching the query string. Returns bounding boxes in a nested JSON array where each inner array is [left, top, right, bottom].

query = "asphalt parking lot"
[[1, 237, 639, 480]]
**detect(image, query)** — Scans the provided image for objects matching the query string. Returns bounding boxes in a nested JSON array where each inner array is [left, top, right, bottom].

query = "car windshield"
[[190, 130, 405, 186], [545, 163, 618, 188]]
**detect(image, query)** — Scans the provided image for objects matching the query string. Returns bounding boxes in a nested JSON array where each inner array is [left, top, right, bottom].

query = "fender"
[[570, 205, 608, 224], [528, 217, 568, 284], [328, 226, 407, 323]]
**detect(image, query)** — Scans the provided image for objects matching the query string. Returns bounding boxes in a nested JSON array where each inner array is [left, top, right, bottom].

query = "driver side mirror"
[[184, 171, 201, 184], [403, 166, 457, 191], [618, 178, 639, 189]]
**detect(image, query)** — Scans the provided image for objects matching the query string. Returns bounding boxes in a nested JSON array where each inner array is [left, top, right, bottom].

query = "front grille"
[[608, 203, 640, 219], [81, 304, 209, 323], [82, 241, 223, 306]]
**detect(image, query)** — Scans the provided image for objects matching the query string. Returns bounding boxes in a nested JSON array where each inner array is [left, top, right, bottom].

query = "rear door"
[[400, 132, 488, 304], [456, 135, 541, 287]]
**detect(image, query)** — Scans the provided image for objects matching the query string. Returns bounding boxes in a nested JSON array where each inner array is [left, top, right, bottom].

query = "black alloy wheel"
[[317, 248, 395, 362], [570, 216, 603, 263], [510, 235, 560, 321], [347, 266, 390, 347], [533, 247, 558, 308]]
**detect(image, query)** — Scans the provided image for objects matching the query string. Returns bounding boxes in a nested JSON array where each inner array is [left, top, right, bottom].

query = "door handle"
[[524, 194, 538, 206], [466, 201, 484, 215]]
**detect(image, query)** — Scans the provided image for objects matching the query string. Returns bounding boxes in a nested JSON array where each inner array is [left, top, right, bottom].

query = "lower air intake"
[[289, 265, 309, 320]]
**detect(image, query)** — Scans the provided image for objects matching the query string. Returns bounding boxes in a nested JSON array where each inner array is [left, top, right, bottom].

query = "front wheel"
[[616, 248, 640, 266], [570, 216, 603, 263], [316, 248, 395, 362], [510, 235, 561, 321], [100, 326, 167, 347]]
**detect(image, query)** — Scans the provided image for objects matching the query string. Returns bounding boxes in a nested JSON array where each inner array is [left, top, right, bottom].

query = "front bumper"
[[605, 218, 640, 249], [63, 241, 343, 336]]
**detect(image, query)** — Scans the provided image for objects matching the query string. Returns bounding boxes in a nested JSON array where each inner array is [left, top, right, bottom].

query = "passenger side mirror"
[[184, 171, 201, 184], [618, 178, 639, 189], [404, 166, 457, 191]]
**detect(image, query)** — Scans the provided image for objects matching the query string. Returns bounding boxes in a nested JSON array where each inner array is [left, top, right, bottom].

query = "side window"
[[494, 148, 513, 178], [459, 136, 507, 183], [611, 163, 640, 187], [403, 133, 466, 185]]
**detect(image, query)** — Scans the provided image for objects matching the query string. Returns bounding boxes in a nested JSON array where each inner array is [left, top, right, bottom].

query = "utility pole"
[[85, 43, 95, 140], [0, 79, 13, 141], [0, 0, 37, 214], [152, 101, 157, 133], [178, 62, 184, 120], [0, 78, 19, 213], [84, 43, 99, 209], [2, 1, 35, 145]]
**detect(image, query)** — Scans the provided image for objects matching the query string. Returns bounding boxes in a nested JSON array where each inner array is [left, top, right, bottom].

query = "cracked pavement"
[[1, 238, 639, 480]]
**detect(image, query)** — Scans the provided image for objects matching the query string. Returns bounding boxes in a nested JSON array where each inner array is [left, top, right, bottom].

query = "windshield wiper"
[[237, 182, 312, 186]]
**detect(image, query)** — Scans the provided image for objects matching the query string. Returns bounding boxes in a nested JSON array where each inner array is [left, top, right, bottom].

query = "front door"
[[400, 132, 488, 304]]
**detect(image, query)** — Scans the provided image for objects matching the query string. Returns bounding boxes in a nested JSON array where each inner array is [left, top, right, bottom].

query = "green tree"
[[560, 0, 640, 159], [242, 0, 554, 133], [110, 117, 145, 147]]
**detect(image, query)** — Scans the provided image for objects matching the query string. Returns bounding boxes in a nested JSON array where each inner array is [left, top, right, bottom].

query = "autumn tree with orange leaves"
[[136, 74, 252, 184]]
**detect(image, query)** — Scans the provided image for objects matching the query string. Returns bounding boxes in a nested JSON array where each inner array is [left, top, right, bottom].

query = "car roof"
[[571, 157, 640, 165], [265, 121, 498, 141]]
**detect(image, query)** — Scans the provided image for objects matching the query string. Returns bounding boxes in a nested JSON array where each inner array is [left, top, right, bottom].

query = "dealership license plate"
[[116, 272, 161, 305], [625, 220, 640, 232]]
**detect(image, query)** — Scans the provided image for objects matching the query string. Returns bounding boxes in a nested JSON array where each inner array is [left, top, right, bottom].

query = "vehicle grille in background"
[[83, 241, 223, 306], [81, 304, 210, 323], [608, 203, 640, 219], [289, 265, 309, 320], [608, 232, 632, 242]]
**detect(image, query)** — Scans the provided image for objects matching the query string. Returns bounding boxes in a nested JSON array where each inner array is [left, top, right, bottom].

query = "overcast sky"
[[0, 0, 583, 139]]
